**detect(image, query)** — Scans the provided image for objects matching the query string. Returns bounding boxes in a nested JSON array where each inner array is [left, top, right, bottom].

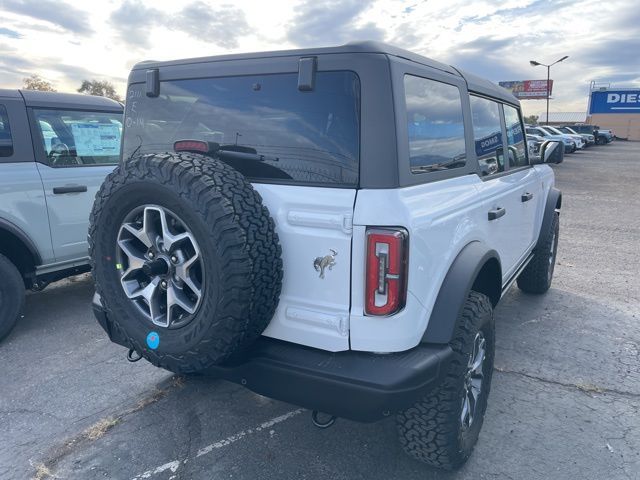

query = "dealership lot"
[[1, 142, 639, 480]]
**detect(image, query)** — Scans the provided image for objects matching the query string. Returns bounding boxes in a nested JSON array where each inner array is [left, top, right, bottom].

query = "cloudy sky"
[[1, 0, 638, 116]]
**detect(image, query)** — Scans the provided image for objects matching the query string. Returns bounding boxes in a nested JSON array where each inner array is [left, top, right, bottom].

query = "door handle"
[[53, 185, 88, 194], [488, 207, 506, 221], [521, 192, 534, 202]]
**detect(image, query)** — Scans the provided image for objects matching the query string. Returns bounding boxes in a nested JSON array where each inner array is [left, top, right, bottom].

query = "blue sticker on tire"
[[146, 331, 160, 350]]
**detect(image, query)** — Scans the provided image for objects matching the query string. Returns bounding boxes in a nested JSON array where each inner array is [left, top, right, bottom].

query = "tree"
[[77, 80, 123, 102], [523, 114, 539, 125], [23, 74, 56, 92]]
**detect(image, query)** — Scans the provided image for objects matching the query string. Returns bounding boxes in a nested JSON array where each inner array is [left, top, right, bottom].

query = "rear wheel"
[[0, 254, 25, 341], [517, 212, 559, 294], [396, 291, 495, 470]]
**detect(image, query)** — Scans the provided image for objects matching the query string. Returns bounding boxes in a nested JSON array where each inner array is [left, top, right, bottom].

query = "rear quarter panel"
[[351, 175, 490, 352]]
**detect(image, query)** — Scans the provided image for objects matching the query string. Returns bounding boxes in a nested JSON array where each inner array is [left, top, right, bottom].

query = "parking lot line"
[[131, 408, 305, 480]]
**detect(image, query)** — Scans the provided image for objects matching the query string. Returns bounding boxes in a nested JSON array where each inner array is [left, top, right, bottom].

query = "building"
[[586, 85, 640, 141], [538, 112, 587, 125], [536, 85, 640, 140]]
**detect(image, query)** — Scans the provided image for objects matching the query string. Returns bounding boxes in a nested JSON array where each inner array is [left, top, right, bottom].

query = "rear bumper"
[[93, 294, 453, 422]]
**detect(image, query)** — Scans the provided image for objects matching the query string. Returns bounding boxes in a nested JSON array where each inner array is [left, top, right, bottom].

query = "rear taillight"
[[365, 228, 408, 316]]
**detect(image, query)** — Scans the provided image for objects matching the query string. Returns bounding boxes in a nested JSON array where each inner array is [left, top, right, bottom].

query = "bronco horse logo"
[[313, 249, 337, 279]]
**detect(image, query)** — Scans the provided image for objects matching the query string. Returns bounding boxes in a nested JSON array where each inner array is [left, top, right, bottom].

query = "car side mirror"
[[538, 140, 564, 164]]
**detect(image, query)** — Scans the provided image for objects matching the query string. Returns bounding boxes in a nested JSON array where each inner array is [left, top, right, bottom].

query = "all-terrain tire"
[[90, 152, 283, 373], [0, 253, 25, 341], [517, 212, 559, 294], [396, 291, 495, 470]]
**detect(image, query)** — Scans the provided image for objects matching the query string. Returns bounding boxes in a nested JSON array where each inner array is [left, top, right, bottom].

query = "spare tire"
[[90, 152, 283, 373]]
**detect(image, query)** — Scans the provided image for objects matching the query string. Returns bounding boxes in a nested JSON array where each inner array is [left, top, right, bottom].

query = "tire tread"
[[396, 291, 494, 470], [89, 152, 282, 373]]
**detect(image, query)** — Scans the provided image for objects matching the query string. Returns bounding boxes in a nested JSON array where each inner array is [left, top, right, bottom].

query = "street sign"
[[498, 80, 553, 99]]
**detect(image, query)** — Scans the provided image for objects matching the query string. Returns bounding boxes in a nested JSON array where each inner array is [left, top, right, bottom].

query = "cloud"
[[442, 35, 527, 82], [584, 37, 640, 68], [0, 27, 22, 39], [286, 0, 385, 46], [1, 0, 637, 113], [1, 0, 92, 35], [447, 51, 525, 84], [109, 1, 251, 50], [0, 43, 34, 71], [456, 36, 518, 55], [109, 1, 164, 49], [172, 2, 251, 49], [0, 42, 124, 91]]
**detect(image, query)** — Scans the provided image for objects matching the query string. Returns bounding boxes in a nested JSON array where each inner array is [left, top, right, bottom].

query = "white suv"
[[0, 89, 122, 340], [90, 42, 562, 470]]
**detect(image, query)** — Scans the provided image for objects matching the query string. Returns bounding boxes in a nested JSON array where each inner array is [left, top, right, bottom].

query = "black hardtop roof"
[[131, 41, 518, 105], [0, 88, 123, 111]]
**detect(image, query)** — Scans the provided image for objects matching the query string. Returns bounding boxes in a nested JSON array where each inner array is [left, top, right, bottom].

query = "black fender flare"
[[0, 218, 42, 265], [534, 188, 562, 252], [422, 241, 501, 344]]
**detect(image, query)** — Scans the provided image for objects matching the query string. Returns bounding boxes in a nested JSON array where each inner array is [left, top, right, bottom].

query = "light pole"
[[530, 56, 569, 125]]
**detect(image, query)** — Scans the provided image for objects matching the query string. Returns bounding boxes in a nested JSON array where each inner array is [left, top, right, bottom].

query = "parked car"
[[557, 126, 595, 146], [542, 125, 585, 150], [90, 42, 562, 470], [0, 89, 123, 341], [598, 128, 615, 141], [526, 126, 577, 152], [566, 124, 613, 144]]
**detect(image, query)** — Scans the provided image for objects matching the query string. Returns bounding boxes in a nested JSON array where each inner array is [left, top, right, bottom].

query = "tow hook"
[[311, 410, 336, 429], [127, 348, 143, 363]]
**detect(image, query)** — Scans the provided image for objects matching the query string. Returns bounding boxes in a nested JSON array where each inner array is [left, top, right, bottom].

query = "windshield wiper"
[[218, 145, 280, 163]]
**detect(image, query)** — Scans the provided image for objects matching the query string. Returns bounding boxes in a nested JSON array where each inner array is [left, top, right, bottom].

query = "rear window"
[[123, 71, 360, 186], [403, 75, 466, 173]]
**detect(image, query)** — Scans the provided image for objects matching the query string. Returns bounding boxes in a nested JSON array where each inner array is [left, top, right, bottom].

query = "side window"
[[404, 75, 466, 174], [503, 104, 528, 168], [470, 96, 505, 176], [33, 109, 122, 167], [0, 105, 14, 157]]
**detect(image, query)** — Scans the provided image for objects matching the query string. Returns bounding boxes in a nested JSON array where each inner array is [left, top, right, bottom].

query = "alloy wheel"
[[461, 331, 486, 431], [116, 205, 204, 329]]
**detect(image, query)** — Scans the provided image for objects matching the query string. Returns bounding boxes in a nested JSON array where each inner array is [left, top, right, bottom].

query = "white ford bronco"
[[90, 42, 562, 469]]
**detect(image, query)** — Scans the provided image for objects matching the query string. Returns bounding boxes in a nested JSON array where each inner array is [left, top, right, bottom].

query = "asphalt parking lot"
[[2, 141, 639, 480]]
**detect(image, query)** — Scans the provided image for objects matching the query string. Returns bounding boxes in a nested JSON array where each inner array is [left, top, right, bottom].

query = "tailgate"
[[253, 184, 356, 351]]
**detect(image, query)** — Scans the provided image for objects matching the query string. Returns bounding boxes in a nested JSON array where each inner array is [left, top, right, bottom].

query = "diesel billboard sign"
[[590, 90, 640, 114]]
